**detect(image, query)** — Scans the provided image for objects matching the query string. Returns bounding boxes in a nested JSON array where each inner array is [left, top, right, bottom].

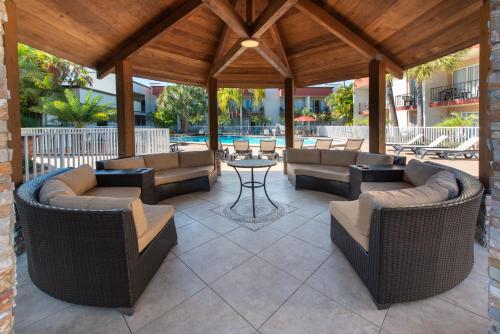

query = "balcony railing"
[[395, 93, 416, 108], [430, 79, 479, 102]]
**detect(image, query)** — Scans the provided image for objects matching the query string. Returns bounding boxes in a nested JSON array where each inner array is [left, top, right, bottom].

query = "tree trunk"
[[180, 114, 189, 133], [386, 79, 399, 127], [416, 81, 424, 127], [240, 105, 243, 135]]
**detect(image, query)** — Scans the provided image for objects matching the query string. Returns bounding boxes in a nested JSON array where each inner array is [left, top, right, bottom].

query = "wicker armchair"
[[14, 169, 177, 313], [330, 165, 483, 309]]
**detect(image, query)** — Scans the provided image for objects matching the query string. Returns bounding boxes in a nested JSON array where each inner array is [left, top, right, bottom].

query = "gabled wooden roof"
[[15, 0, 481, 88]]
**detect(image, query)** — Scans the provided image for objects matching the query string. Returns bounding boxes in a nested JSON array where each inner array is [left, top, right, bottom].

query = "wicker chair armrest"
[[95, 169, 156, 204]]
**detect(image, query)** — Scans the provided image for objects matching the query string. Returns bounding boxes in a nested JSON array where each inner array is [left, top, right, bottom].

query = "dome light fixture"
[[241, 39, 259, 48]]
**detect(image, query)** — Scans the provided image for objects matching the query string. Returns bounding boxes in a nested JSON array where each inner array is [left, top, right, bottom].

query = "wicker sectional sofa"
[[285, 148, 404, 198], [329, 160, 483, 309], [96, 150, 218, 203], [14, 166, 177, 313]]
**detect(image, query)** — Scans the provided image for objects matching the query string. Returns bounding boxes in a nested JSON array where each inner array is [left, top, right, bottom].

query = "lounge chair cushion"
[[104, 157, 146, 170], [329, 200, 369, 251], [360, 182, 413, 193], [356, 152, 394, 166], [425, 170, 459, 199], [83, 187, 141, 199], [155, 165, 215, 185], [178, 150, 214, 168], [404, 159, 443, 186], [286, 148, 321, 164], [139, 204, 174, 252], [39, 179, 76, 205], [287, 163, 350, 183], [50, 195, 148, 239], [358, 184, 449, 239], [53, 164, 97, 195], [320, 150, 357, 166], [142, 153, 179, 171]]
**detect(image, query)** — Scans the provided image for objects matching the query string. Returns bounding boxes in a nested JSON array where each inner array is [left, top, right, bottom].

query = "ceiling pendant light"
[[241, 39, 259, 48]]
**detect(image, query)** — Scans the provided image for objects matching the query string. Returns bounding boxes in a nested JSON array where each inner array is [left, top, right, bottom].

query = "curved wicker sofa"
[[330, 164, 483, 309], [14, 169, 177, 312]]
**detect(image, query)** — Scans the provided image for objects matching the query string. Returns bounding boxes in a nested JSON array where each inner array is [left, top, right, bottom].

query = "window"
[[243, 98, 252, 110], [294, 98, 305, 111], [453, 64, 479, 84]]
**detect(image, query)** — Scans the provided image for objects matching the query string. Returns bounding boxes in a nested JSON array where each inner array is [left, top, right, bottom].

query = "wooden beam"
[[4, 0, 22, 185], [210, 39, 247, 77], [368, 59, 386, 154], [295, 0, 404, 79], [246, 0, 254, 24], [115, 60, 135, 158], [202, 0, 249, 38], [284, 78, 294, 149], [255, 41, 291, 77], [479, 0, 491, 189], [97, 0, 202, 78], [268, 25, 292, 77], [207, 77, 218, 150], [251, 0, 297, 38]]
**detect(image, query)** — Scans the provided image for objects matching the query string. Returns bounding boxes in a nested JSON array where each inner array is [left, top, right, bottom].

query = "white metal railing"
[[21, 127, 170, 181]]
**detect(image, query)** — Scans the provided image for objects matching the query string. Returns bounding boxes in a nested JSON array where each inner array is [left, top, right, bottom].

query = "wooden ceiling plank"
[[202, 0, 249, 37], [251, 0, 298, 38], [210, 39, 247, 76], [295, 0, 403, 78], [255, 40, 291, 77], [96, 0, 203, 78]]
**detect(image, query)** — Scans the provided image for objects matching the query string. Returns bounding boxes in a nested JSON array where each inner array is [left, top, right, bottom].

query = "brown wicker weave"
[[14, 169, 177, 312], [330, 164, 483, 309]]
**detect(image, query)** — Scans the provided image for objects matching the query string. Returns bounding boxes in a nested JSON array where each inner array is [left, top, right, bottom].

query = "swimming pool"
[[170, 135, 318, 147]]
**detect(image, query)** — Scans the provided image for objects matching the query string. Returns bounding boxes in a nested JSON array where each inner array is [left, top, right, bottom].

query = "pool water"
[[170, 135, 318, 147]]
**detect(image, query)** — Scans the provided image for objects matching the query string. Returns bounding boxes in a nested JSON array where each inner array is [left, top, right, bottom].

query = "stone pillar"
[[0, 1, 15, 332]]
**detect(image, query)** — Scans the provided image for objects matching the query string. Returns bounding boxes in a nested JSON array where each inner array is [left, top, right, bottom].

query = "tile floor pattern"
[[14, 170, 489, 333]]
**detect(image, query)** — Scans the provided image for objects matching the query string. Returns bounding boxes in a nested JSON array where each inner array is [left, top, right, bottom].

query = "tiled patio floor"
[[14, 169, 489, 333]]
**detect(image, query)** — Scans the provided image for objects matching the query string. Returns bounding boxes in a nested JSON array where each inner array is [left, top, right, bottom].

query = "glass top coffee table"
[[227, 159, 277, 218]]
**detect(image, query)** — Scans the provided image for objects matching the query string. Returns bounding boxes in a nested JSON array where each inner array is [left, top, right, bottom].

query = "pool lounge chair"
[[294, 138, 304, 149], [393, 135, 448, 155], [230, 140, 252, 160], [314, 138, 333, 149], [387, 134, 424, 152], [416, 137, 479, 159], [258, 140, 279, 160], [342, 138, 364, 151]]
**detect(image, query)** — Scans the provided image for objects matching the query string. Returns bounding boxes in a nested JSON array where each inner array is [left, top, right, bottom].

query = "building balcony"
[[394, 93, 417, 110], [430, 79, 479, 107]]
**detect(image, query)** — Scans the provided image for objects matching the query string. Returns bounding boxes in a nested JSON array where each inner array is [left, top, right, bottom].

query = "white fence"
[[21, 128, 170, 181]]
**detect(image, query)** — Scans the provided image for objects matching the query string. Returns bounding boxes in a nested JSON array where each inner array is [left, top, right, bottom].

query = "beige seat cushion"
[[425, 170, 459, 199], [104, 157, 146, 170], [356, 152, 394, 166], [39, 179, 76, 205], [286, 148, 321, 164], [83, 187, 141, 199], [155, 165, 215, 186], [329, 200, 369, 251], [142, 153, 179, 171], [320, 150, 357, 166], [360, 182, 413, 193], [53, 164, 97, 195], [178, 150, 214, 168], [287, 163, 350, 182], [50, 195, 148, 238], [139, 204, 174, 252], [404, 159, 443, 186]]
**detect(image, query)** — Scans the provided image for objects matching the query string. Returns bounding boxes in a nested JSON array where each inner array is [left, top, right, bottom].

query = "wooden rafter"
[[295, 0, 404, 79], [255, 40, 291, 77], [202, 0, 249, 38], [210, 39, 247, 76], [251, 0, 298, 38], [96, 0, 203, 78]]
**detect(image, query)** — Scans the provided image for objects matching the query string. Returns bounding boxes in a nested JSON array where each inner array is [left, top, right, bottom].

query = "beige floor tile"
[[125, 255, 206, 332], [225, 227, 285, 254], [179, 237, 252, 283], [473, 242, 488, 277], [172, 222, 220, 255], [261, 285, 379, 334], [382, 296, 489, 334], [211, 257, 301, 328], [290, 220, 337, 252], [180, 201, 219, 220], [159, 193, 206, 210], [306, 252, 387, 326], [200, 214, 240, 234], [311, 209, 332, 225], [268, 212, 309, 234], [259, 235, 331, 281], [137, 287, 256, 334], [173, 211, 196, 228]]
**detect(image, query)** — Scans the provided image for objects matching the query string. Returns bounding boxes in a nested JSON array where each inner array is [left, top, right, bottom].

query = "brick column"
[[0, 1, 15, 332]]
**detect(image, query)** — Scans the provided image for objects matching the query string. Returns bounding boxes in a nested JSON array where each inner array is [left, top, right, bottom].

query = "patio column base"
[[215, 151, 221, 176], [476, 192, 490, 247]]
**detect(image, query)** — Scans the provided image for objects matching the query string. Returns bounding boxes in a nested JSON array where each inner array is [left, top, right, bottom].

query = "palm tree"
[[45, 89, 115, 128], [386, 74, 399, 127], [325, 84, 354, 125], [405, 50, 466, 127], [249, 89, 265, 126], [217, 88, 243, 133]]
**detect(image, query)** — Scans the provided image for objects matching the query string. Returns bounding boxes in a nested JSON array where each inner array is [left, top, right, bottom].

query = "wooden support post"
[[115, 60, 135, 158], [284, 78, 293, 174], [207, 77, 220, 174], [4, 0, 22, 185], [368, 59, 386, 154], [479, 0, 491, 189]]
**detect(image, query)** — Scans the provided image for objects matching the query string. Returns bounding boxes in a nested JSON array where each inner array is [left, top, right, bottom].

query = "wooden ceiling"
[[15, 0, 482, 88]]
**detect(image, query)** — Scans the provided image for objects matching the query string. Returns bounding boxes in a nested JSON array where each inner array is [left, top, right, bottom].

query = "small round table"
[[227, 159, 277, 218]]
